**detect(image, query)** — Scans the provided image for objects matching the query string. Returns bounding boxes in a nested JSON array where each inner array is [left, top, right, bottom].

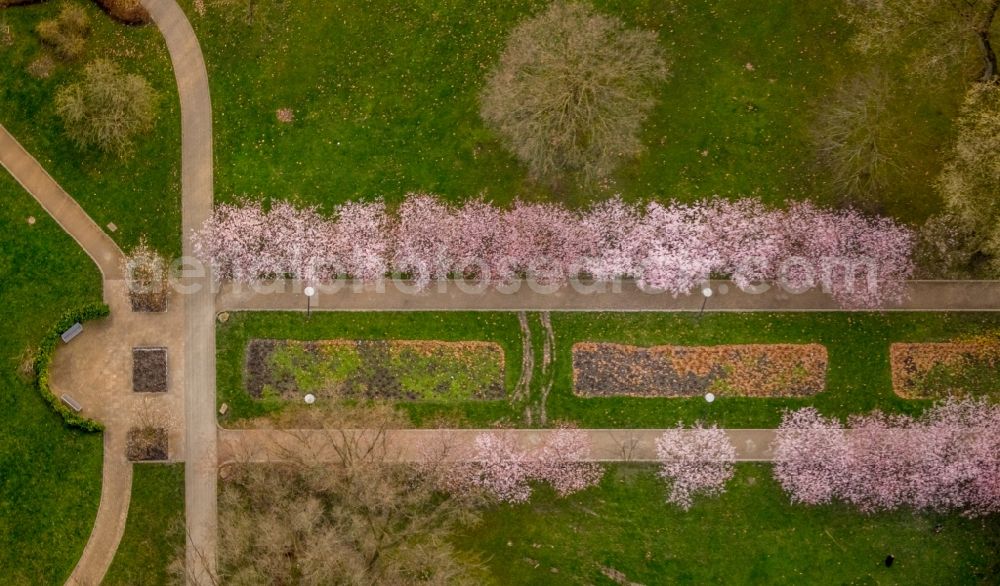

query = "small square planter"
[[129, 290, 167, 312], [126, 427, 168, 461], [133, 347, 168, 393]]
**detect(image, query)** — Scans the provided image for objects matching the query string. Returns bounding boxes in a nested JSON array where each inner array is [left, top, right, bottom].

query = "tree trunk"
[[979, 31, 999, 81], [979, 0, 1000, 82]]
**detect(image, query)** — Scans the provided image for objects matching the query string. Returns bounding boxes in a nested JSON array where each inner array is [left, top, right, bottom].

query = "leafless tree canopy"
[[54, 59, 157, 158], [214, 405, 485, 585], [813, 71, 900, 206], [937, 82, 1000, 273], [122, 236, 169, 311], [844, 0, 1000, 81], [481, 1, 669, 183]]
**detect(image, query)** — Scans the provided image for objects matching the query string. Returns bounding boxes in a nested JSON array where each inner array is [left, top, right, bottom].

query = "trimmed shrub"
[[35, 302, 109, 431]]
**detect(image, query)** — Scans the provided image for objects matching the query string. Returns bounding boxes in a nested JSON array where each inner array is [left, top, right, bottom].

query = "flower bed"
[[890, 337, 1000, 399], [572, 342, 827, 398], [246, 339, 505, 402]]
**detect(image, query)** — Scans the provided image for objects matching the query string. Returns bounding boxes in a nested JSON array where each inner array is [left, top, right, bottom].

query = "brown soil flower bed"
[[572, 342, 827, 398], [891, 337, 1000, 399], [126, 427, 167, 461], [133, 347, 167, 393], [245, 339, 505, 402]]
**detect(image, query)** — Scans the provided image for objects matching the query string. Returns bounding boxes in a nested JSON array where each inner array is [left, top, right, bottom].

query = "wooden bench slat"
[[60, 394, 82, 412], [60, 322, 83, 343]]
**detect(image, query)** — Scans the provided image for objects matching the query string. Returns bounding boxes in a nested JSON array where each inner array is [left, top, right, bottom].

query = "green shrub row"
[[34, 302, 109, 431]]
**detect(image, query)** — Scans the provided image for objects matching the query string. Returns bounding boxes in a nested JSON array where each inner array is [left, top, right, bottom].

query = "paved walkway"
[[216, 278, 1000, 312], [52, 280, 187, 586], [1, 124, 189, 583], [0, 126, 123, 281], [140, 1, 218, 584], [219, 428, 779, 464]]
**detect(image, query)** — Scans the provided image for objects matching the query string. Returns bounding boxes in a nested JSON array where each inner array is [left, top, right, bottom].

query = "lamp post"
[[304, 286, 316, 319], [697, 285, 713, 322]]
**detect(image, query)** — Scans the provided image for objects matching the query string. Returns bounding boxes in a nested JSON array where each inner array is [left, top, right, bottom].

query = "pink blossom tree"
[[193, 194, 915, 307], [532, 426, 604, 496], [446, 432, 534, 504], [631, 202, 722, 295], [446, 429, 604, 503], [579, 197, 642, 281], [773, 400, 1000, 516], [329, 199, 392, 281], [391, 193, 457, 287], [780, 203, 914, 308], [655, 423, 736, 510], [499, 201, 589, 285], [772, 407, 852, 506]]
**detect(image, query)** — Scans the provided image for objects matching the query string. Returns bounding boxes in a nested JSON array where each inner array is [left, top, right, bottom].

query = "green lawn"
[[217, 310, 1000, 429], [459, 463, 1000, 584], [216, 311, 524, 426], [104, 463, 185, 586], [184, 0, 957, 223], [0, 172, 103, 585], [547, 312, 1000, 428], [0, 1, 182, 255]]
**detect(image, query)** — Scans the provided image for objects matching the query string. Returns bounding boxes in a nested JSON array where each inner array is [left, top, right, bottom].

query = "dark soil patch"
[[132, 347, 167, 393], [573, 343, 827, 398], [128, 290, 166, 312]]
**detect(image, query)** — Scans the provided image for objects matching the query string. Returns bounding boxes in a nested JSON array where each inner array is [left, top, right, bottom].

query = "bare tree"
[[122, 236, 169, 312], [937, 82, 1000, 273], [844, 0, 1000, 81], [213, 405, 485, 585], [813, 71, 902, 207], [481, 1, 669, 184]]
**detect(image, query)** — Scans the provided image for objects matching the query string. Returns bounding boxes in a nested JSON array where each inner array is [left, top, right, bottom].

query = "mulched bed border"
[[572, 342, 828, 398], [890, 340, 1000, 399]]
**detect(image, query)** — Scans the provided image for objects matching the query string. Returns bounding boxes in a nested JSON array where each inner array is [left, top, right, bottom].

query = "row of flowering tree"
[[192, 194, 915, 308], [773, 399, 1000, 516], [444, 427, 604, 503]]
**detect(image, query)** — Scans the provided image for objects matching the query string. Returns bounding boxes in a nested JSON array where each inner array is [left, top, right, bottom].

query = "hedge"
[[34, 302, 110, 431]]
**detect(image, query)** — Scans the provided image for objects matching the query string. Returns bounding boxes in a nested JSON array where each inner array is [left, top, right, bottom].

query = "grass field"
[[217, 310, 1000, 428], [459, 463, 1000, 584], [184, 0, 960, 223], [216, 311, 524, 425], [104, 464, 185, 586], [0, 173, 103, 585], [0, 1, 182, 255], [547, 312, 1000, 428]]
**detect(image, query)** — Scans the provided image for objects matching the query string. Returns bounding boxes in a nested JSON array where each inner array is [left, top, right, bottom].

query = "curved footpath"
[[0, 126, 124, 281], [140, 0, 218, 584], [0, 125, 136, 586]]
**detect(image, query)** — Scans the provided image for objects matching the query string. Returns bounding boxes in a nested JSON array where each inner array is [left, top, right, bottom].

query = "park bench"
[[60, 322, 83, 343], [60, 394, 82, 413]]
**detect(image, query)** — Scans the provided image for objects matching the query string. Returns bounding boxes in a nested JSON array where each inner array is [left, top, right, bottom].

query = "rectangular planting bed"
[[132, 347, 168, 393], [246, 339, 505, 402], [891, 337, 1000, 399], [572, 343, 827, 398]]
